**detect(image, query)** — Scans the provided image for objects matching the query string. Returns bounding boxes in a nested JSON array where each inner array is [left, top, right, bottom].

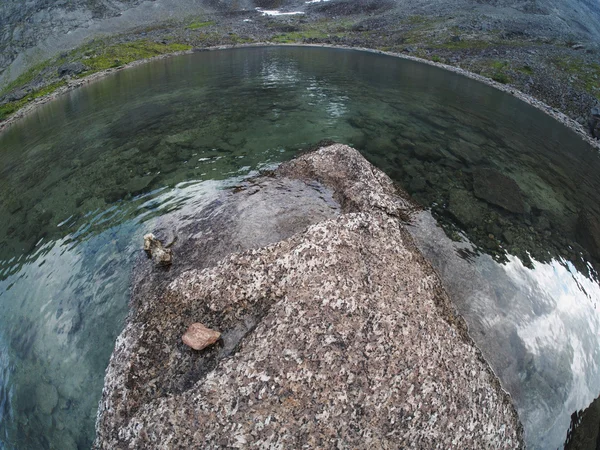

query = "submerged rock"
[[473, 168, 528, 214], [95, 145, 522, 449], [447, 188, 485, 228], [576, 210, 600, 260], [589, 106, 600, 139], [565, 394, 600, 449], [35, 382, 58, 416]]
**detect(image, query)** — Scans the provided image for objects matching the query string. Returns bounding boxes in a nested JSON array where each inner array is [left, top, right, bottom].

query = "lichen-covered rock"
[[94, 144, 523, 449], [143, 233, 172, 266]]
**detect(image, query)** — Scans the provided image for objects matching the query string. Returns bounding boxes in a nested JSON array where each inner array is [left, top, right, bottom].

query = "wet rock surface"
[[405, 208, 600, 449], [94, 145, 522, 449]]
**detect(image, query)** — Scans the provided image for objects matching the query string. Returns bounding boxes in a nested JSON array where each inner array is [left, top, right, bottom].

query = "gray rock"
[[95, 145, 522, 449], [447, 188, 485, 228], [57, 61, 88, 77], [5, 89, 27, 102], [502, 229, 516, 245], [473, 168, 528, 214]]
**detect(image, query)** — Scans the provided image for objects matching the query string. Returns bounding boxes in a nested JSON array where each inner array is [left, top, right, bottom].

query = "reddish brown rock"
[[182, 323, 220, 350]]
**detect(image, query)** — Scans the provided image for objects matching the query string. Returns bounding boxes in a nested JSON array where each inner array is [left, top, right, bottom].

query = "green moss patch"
[[403, 15, 433, 26], [0, 58, 64, 98], [491, 72, 511, 84], [553, 57, 600, 99], [479, 60, 512, 84], [271, 30, 331, 43], [80, 40, 192, 72], [433, 39, 492, 51], [517, 65, 534, 75], [0, 80, 67, 121], [1, 39, 192, 122], [270, 19, 355, 44], [186, 20, 216, 30]]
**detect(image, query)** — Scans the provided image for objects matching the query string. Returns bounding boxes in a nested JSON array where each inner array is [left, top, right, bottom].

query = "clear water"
[[0, 46, 598, 449]]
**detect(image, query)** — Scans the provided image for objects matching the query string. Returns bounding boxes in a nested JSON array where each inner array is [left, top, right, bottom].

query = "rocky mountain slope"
[[1, 0, 148, 75], [1, 0, 599, 135]]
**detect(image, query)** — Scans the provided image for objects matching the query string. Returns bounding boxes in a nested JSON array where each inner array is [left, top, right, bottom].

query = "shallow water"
[[0, 46, 598, 449]]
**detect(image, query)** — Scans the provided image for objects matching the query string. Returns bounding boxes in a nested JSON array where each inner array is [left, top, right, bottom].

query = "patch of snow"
[[255, 8, 305, 16]]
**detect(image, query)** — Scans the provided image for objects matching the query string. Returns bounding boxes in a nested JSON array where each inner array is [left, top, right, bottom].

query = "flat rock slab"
[[94, 145, 523, 449], [473, 168, 528, 214]]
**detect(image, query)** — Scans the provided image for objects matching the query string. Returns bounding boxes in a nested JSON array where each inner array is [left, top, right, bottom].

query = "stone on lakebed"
[[473, 168, 528, 214]]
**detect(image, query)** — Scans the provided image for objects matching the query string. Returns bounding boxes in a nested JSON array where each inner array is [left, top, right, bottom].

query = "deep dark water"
[[0, 46, 599, 449]]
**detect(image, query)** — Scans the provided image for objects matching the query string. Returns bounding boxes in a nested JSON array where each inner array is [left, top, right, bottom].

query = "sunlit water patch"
[[0, 46, 598, 449]]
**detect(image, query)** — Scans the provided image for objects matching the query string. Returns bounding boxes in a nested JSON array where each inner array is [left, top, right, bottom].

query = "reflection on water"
[[0, 46, 598, 449], [408, 211, 600, 449], [0, 226, 135, 449], [0, 180, 239, 449]]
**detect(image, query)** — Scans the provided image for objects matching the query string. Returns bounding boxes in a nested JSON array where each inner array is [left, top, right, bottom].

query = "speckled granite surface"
[[94, 145, 523, 449]]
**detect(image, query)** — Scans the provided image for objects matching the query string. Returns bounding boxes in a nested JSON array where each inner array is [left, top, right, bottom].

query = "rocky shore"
[[1, 42, 599, 153], [94, 144, 523, 448], [1, 0, 599, 145]]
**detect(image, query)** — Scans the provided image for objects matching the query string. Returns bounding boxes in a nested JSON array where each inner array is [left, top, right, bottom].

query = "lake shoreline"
[[1, 43, 598, 151]]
